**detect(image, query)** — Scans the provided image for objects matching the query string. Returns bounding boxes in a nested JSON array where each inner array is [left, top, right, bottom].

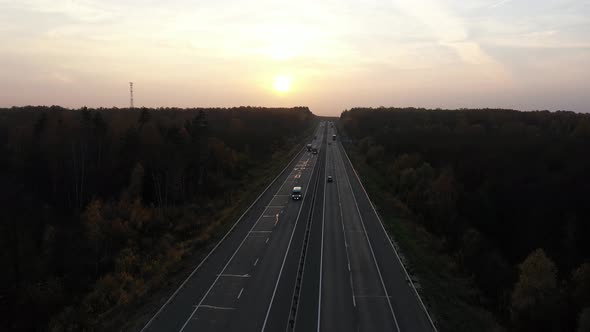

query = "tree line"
[[0, 105, 314, 330], [340, 107, 590, 331]]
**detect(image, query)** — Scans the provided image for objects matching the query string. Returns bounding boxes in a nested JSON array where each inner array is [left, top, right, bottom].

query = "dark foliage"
[[0, 106, 314, 331], [341, 107, 590, 331]]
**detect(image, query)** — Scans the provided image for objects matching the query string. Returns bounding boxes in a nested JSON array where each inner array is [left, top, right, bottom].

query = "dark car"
[[327, 176, 333, 182]]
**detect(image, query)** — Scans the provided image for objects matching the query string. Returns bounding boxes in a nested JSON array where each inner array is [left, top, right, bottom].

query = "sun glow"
[[272, 75, 291, 93]]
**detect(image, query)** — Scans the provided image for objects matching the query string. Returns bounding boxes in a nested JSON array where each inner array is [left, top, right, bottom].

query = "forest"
[[0, 106, 315, 331], [340, 108, 590, 332]]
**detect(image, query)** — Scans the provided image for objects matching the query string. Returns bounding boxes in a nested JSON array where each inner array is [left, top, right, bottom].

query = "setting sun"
[[272, 75, 291, 93]]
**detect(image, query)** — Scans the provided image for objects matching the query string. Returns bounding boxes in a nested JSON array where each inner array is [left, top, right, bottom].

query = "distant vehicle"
[[327, 176, 333, 182], [312, 147, 318, 154], [307, 143, 312, 151], [332, 134, 336, 141], [314, 135, 317, 139], [291, 186, 302, 200]]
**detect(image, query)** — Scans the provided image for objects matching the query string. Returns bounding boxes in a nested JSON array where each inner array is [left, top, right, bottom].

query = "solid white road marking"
[[340, 140, 438, 331], [176, 126, 323, 332], [334, 145, 356, 314], [317, 130, 329, 332], [335, 143, 401, 332], [140, 145, 307, 332], [261, 134, 320, 332]]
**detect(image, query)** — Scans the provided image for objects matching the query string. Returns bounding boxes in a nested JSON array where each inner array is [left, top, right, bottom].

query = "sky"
[[0, 0, 589, 115]]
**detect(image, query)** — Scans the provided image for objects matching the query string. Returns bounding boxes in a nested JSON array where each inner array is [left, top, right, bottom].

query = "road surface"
[[139, 121, 435, 332]]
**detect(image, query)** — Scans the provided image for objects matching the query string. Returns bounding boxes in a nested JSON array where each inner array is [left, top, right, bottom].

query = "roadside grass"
[[344, 144, 502, 332]]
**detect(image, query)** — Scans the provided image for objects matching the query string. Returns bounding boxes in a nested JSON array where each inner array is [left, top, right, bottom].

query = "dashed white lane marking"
[[336, 138, 401, 332], [265, 237, 270, 244], [336, 164, 357, 312], [197, 305, 236, 310], [260, 141, 320, 332], [350, 274, 356, 307], [141, 143, 309, 332], [253, 258, 259, 266], [177, 140, 320, 332], [217, 274, 250, 278], [237, 288, 244, 299]]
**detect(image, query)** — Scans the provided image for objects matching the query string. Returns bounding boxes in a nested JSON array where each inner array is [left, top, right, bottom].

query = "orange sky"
[[1, 0, 589, 115]]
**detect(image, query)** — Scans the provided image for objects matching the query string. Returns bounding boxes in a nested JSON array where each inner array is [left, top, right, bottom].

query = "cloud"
[[488, 0, 512, 8], [391, 0, 497, 65], [481, 31, 590, 49], [0, 0, 587, 113], [389, 0, 510, 87], [0, 0, 120, 22]]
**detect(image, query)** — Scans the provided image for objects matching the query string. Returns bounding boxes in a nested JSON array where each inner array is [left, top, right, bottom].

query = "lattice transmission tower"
[[129, 82, 134, 109]]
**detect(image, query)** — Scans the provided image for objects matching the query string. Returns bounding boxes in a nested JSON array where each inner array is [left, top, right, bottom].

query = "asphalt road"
[[139, 121, 436, 332], [140, 124, 326, 332]]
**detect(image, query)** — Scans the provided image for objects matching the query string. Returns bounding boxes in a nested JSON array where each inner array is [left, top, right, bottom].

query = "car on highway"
[[291, 186, 302, 200], [327, 176, 333, 182], [312, 148, 318, 154]]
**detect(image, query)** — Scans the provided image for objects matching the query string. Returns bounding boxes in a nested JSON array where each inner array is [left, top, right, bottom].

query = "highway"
[[138, 121, 436, 332]]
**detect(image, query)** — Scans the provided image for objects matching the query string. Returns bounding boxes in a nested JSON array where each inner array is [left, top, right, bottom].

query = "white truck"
[[291, 186, 302, 200]]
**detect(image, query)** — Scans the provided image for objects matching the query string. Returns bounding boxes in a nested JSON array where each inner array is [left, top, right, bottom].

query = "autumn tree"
[[578, 307, 590, 332], [340, 107, 590, 330], [573, 263, 590, 308], [511, 249, 559, 331], [0, 106, 315, 330]]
